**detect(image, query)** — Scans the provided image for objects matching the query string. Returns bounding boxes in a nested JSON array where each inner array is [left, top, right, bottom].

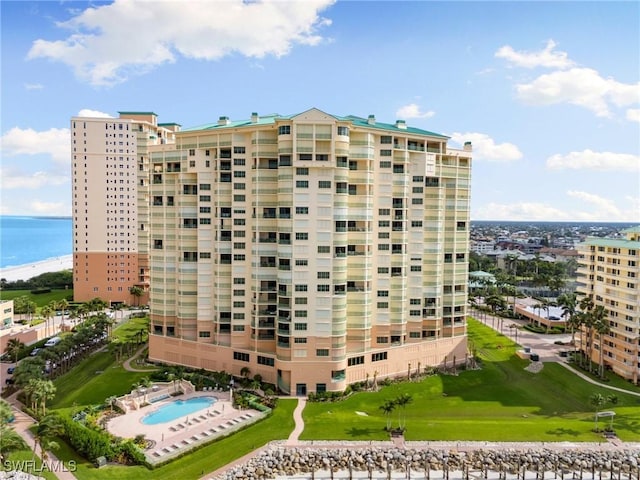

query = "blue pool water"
[[141, 396, 217, 425]]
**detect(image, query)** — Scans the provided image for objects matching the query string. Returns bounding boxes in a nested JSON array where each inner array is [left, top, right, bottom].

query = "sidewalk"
[[7, 392, 77, 480]]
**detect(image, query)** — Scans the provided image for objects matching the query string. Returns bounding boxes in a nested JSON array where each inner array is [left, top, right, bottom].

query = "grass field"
[[0, 289, 73, 308], [301, 319, 640, 442]]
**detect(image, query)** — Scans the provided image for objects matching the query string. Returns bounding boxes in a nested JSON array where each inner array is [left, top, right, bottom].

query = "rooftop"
[[182, 108, 448, 138]]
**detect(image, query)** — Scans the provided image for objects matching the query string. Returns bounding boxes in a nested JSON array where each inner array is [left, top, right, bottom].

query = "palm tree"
[[378, 400, 395, 431], [5, 338, 25, 364], [40, 304, 54, 338], [0, 399, 14, 428], [32, 414, 63, 462], [129, 286, 144, 307], [0, 425, 27, 460], [558, 293, 578, 340], [31, 379, 56, 416], [394, 393, 413, 431], [592, 306, 610, 378], [56, 298, 69, 329]]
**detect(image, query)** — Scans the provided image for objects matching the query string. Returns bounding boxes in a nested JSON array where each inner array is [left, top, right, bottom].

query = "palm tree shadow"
[[546, 427, 581, 437], [345, 427, 379, 438]]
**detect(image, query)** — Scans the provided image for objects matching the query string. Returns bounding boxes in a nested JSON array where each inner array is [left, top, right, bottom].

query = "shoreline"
[[0, 254, 73, 282]]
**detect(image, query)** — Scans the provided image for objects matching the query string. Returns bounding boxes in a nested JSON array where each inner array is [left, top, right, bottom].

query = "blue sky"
[[1, 1, 639, 222]]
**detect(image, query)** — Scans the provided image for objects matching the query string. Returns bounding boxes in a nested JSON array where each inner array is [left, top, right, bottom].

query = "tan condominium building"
[[71, 112, 179, 304], [144, 108, 472, 395], [576, 226, 640, 384]]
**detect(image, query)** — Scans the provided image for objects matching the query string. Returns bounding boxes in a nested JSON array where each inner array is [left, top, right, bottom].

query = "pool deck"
[[107, 390, 262, 464]]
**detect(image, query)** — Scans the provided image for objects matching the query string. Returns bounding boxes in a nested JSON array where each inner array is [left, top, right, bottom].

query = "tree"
[[5, 338, 25, 364], [32, 414, 63, 462], [56, 298, 69, 329], [40, 304, 54, 338], [129, 286, 144, 307], [394, 393, 413, 431], [558, 293, 578, 342], [592, 306, 610, 379], [378, 400, 395, 431]]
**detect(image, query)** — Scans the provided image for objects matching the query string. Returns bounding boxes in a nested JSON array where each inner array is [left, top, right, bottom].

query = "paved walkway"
[[285, 397, 306, 445], [6, 392, 77, 480], [122, 343, 158, 372]]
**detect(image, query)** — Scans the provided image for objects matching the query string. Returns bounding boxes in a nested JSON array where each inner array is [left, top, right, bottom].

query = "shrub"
[[30, 288, 52, 294]]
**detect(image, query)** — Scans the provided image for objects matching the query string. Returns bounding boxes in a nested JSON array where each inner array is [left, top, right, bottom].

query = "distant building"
[[70, 113, 179, 304], [576, 226, 640, 384], [1, 300, 13, 328]]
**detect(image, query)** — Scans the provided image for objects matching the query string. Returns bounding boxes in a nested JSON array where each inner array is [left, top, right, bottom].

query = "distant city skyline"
[[1, 1, 638, 222]]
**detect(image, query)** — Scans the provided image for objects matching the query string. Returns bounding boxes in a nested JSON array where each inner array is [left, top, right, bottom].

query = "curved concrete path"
[[122, 343, 158, 372], [286, 397, 306, 445]]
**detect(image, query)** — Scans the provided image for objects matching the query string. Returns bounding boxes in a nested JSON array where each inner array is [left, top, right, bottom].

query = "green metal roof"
[[181, 109, 448, 138], [158, 122, 181, 126], [622, 226, 640, 234], [581, 236, 640, 248], [118, 111, 159, 116]]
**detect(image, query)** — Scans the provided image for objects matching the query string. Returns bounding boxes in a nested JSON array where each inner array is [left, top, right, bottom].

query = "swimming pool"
[[141, 396, 217, 425]]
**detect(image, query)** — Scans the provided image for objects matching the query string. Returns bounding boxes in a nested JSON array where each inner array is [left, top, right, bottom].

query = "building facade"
[[576, 226, 640, 384], [71, 113, 178, 304], [143, 108, 472, 394]]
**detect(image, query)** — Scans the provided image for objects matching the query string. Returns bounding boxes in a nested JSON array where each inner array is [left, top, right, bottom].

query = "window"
[[299, 154, 312, 161], [378, 244, 389, 251], [379, 209, 390, 216], [316, 154, 328, 161], [412, 198, 423, 205], [294, 310, 308, 318], [234, 171, 246, 178], [378, 290, 389, 297], [199, 195, 210, 202], [200, 252, 211, 258], [380, 161, 391, 168], [318, 180, 331, 188], [234, 146, 245, 154], [316, 349, 329, 357], [317, 285, 330, 292], [295, 259, 308, 266], [296, 180, 309, 188], [380, 149, 392, 156], [233, 352, 250, 362], [189, 149, 195, 156], [296, 206, 309, 214], [279, 155, 292, 166], [411, 221, 423, 228], [200, 183, 211, 190], [294, 323, 307, 331], [295, 232, 309, 240], [410, 265, 422, 272], [200, 206, 211, 213], [278, 125, 291, 135], [337, 126, 349, 136], [234, 158, 245, 166], [378, 267, 389, 274], [295, 284, 308, 292], [296, 168, 309, 175], [153, 239, 163, 249], [257, 356, 275, 366], [317, 272, 330, 279], [317, 245, 330, 253], [372, 352, 388, 361], [413, 176, 424, 183], [348, 356, 364, 366], [377, 302, 389, 309], [199, 331, 211, 338], [381, 136, 392, 144]]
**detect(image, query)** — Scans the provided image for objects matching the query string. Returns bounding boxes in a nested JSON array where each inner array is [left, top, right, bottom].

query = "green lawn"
[[0, 289, 73, 307], [2, 449, 59, 480], [50, 399, 296, 480], [49, 350, 150, 409], [112, 316, 149, 342], [301, 319, 640, 442]]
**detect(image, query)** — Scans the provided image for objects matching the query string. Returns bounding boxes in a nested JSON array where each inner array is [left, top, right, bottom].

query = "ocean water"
[[0, 216, 72, 268]]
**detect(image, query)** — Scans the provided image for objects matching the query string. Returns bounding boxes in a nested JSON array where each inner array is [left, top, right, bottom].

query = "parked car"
[[7, 367, 15, 374], [30, 348, 42, 356]]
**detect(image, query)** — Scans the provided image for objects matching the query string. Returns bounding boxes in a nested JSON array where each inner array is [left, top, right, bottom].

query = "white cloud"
[[27, 0, 335, 86], [449, 132, 522, 162], [29, 200, 68, 216], [473, 196, 640, 222], [495, 39, 575, 69], [515, 67, 640, 118], [0, 168, 69, 190], [1, 127, 70, 164], [77, 109, 113, 118], [24, 83, 43, 90], [395, 103, 435, 119], [546, 150, 640, 172], [474, 202, 570, 221], [627, 108, 640, 123]]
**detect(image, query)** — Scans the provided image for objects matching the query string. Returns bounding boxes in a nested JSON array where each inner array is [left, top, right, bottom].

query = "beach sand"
[[0, 254, 73, 282]]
